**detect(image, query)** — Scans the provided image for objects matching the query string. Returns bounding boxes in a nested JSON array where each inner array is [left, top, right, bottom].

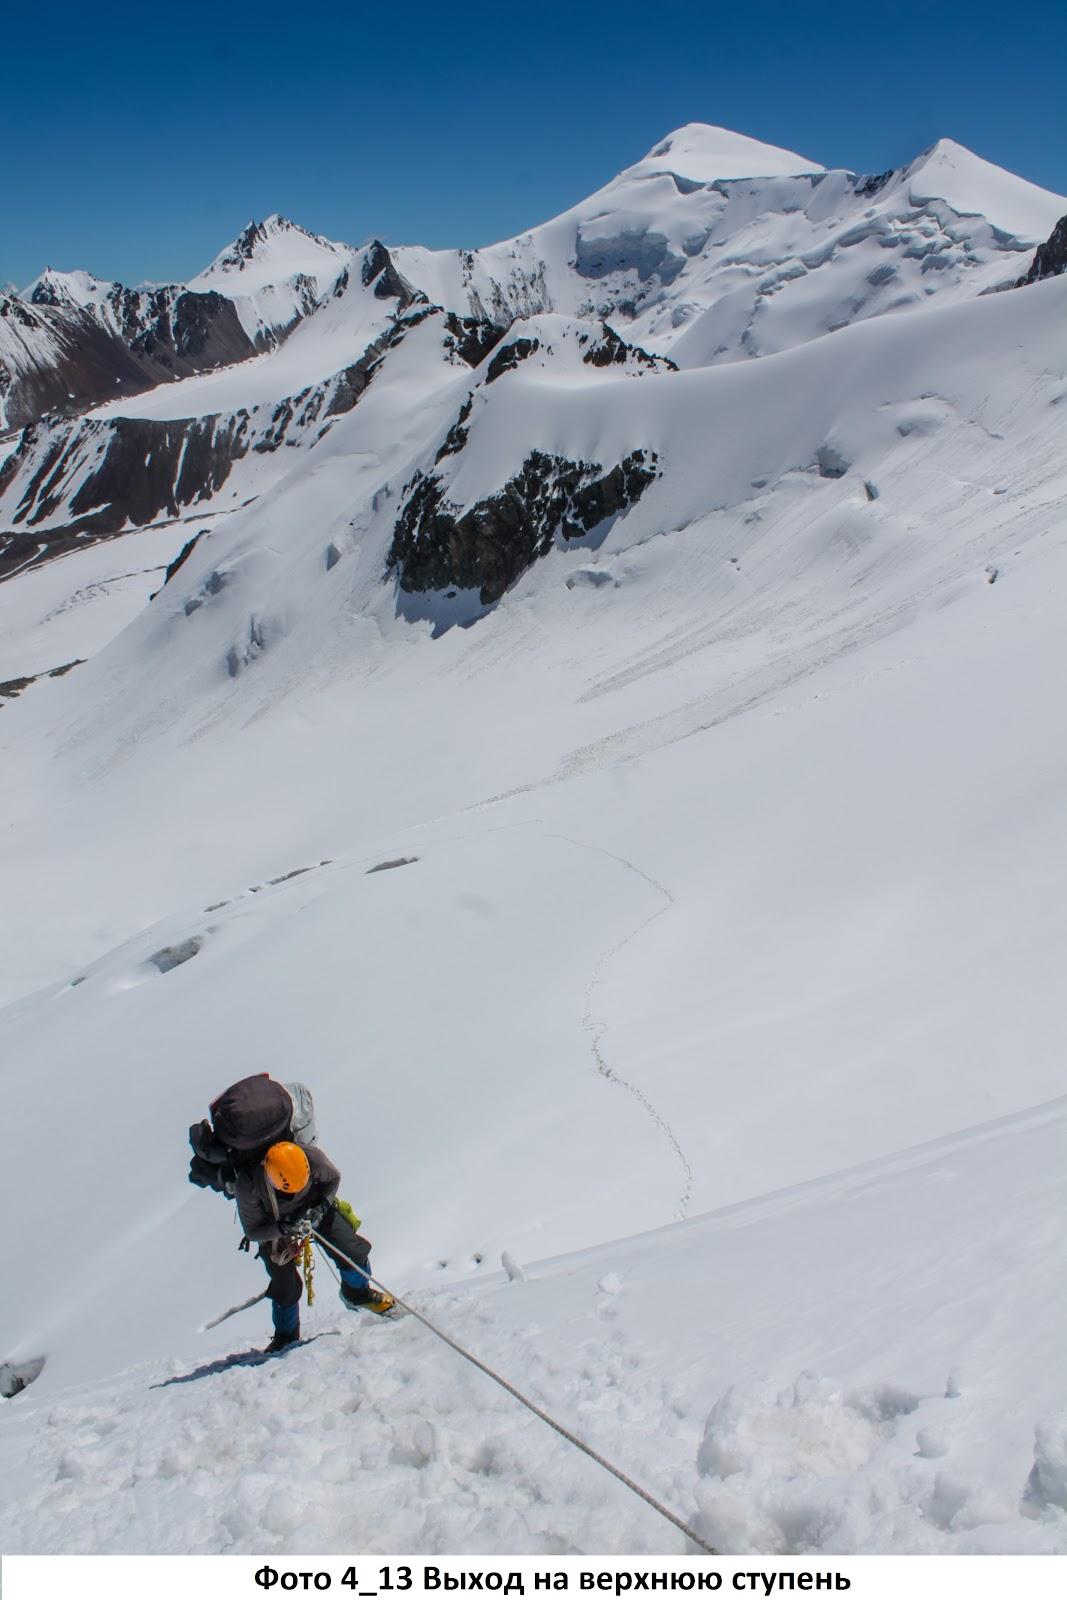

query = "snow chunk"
[[1024, 1417, 1067, 1515], [0, 1355, 46, 1398]]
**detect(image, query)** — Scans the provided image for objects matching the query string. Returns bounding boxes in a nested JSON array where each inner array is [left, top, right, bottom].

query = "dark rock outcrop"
[[485, 337, 540, 384], [0, 412, 251, 579], [580, 323, 677, 371], [361, 240, 424, 309], [44, 414, 244, 531], [1, 295, 159, 429], [853, 169, 895, 199], [1, 285, 257, 432], [388, 448, 658, 605], [1017, 215, 1067, 285], [442, 312, 506, 369], [0, 305, 446, 578], [0, 658, 83, 705], [434, 395, 474, 462], [151, 530, 207, 598]]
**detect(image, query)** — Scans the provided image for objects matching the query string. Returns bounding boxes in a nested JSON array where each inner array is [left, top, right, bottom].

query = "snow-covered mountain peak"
[[192, 214, 349, 290], [186, 215, 354, 349], [24, 266, 119, 309], [901, 137, 1066, 242], [634, 122, 825, 183]]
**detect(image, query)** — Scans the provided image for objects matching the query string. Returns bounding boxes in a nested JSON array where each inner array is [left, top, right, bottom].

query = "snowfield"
[[0, 124, 1065, 1557], [1, 1097, 1065, 1555]]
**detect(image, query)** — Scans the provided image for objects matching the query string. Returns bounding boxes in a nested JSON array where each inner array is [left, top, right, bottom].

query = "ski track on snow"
[[552, 832, 694, 1221]]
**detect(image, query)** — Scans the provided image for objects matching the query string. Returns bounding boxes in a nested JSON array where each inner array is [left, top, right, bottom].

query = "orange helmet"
[[264, 1141, 310, 1194]]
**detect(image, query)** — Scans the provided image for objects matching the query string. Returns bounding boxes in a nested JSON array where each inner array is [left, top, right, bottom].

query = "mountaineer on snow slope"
[[188, 1074, 393, 1350]]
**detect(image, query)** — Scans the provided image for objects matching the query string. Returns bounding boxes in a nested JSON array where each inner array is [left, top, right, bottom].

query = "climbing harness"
[[310, 1227, 718, 1557]]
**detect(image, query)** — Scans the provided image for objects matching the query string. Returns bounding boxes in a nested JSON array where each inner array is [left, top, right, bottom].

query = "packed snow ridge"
[[0, 123, 1066, 1556]]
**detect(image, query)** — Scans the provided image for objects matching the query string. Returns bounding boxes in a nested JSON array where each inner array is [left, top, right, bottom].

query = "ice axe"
[[200, 1287, 269, 1331]]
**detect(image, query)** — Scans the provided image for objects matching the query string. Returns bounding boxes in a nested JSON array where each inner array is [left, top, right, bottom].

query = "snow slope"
[[0, 522, 193, 681], [0, 127, 1065, 1557], [1, 1097, 1064, 1554]]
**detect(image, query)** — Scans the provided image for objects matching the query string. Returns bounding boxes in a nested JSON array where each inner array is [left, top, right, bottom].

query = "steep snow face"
[[1, 1099, 1065, 1554], [189, 214, 354, 348], [903, 138, 1067, 242], [632, 161, 1065, 363]]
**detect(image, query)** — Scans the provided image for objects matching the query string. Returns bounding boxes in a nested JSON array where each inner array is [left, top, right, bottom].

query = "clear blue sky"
[[3, 0, 1064, 288]]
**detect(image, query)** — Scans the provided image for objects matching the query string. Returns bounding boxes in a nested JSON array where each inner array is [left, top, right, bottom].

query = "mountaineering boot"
[[363, 1289, 396, 1316], [265, 1325, 301, 1353], [266, 1297, 300, 1352], [339, 1281, 396, 1315]]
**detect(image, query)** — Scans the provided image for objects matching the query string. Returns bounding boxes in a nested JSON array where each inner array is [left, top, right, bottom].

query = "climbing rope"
[[310, 1227, 717, 1557], [301, 1236, 315, 1307]]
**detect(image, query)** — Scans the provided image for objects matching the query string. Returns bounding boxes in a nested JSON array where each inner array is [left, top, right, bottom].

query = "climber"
[[189, 1074, 393, 1351], [239, 1138, 393, 1350]]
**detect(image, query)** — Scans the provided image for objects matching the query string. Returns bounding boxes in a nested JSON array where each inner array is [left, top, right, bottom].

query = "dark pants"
[[258, 1203, 373, 1321]]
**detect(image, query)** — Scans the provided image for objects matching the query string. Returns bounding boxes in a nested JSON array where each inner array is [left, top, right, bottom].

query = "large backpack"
[[209, 1074, 318, 1152], [284, 1080, 318, 1147]]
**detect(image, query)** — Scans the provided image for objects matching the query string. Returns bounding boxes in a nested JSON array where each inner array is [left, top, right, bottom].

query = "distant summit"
[[636, 122, 824, 181]]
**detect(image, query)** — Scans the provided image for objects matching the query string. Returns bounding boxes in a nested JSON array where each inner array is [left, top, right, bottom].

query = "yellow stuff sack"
[[334, 1197, 362, 1232]]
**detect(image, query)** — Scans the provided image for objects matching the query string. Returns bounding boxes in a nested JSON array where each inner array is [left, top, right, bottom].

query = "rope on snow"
[[310, 1227, 718, 1557]]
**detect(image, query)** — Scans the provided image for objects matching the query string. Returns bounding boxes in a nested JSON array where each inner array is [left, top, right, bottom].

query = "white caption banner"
[[4, 1555, 1067, 1600]]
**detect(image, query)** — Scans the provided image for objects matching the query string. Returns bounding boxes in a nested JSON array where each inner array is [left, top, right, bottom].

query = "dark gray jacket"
[[236, 1143, 341, 1244]]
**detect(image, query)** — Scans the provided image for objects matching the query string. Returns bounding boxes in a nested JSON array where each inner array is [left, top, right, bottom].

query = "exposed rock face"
[[0, 411, 250, 569], [125, 288, 253, 368], [485, 336, 540, 383], [0, 286, 257, 432], [442, 312, 506, 369], [434, 395, 474, 463], [0, 306, 441, 578], [152, 530, 207, 599], [0, 658, 83, 706], [361, 241, 424, 309], [580, 323, 677, 371], [1, 295, 157, 429], [29, 278, 252, 368], [852, 169, 894, 199], [459, 251, 553, 327], [388, 448, 658, 604], [216, 219, 275, 269], [1017, 215, 1067, 285]]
